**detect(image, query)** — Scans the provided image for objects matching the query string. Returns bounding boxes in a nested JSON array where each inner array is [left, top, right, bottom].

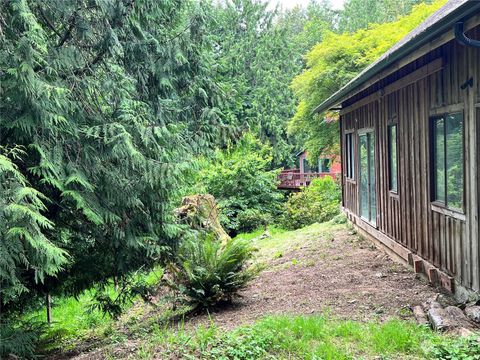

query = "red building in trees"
[[278, 150, 341, 190]]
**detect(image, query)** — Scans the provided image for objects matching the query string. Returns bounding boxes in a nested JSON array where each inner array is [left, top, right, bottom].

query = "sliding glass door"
[[359, 131, 377, 226]]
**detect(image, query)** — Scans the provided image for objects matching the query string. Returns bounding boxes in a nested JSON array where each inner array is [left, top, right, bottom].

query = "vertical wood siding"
[[340, 26, 480, 292]]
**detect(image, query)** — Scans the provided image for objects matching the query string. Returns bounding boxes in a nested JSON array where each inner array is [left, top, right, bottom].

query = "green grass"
[[128, 314, 454, 359], [22, 266, 164, 351], [233, 225, 286, 242], [246, 221, 345, 264], [26, 222, 335, 351]]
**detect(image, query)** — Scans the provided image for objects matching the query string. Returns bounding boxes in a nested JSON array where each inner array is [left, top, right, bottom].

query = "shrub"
[[236, 209, 271, 233], [196, 133, 284, 236], [281, 176, 341, 230], [169, 235, 256, 310]]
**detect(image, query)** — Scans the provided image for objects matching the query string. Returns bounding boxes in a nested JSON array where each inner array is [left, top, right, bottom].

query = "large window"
[[302, 158, 312, 173], [359, 131, 376, 226], [431, 112, 464, 210], [388, 124, 398, 193], [318, 158, 331, 173], [345, 133, 354, 179]]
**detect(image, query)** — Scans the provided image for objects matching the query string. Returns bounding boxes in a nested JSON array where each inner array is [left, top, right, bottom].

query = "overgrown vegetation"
[[1, 0, 455, 357], [119, 315, 461, 359], [290, 0, 447, 160], [195, 133, 283, 235], [430, 336, 480, 360], [282, 177, 341, 230]]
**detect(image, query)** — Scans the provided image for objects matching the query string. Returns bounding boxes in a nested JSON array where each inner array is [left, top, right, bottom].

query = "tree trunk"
[[46, 293, 52, 324]]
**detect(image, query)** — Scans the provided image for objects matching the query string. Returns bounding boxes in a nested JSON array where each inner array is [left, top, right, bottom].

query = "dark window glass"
[[303, 158, 311, 173], [432, 113, 464, 210], [446, 113, 464, 209], [346, 133, 354, 179], [359, 132, 376, 226], [434, 117, 446, 203], [359, 134, 369, 219], [388, 124, 398, 192], [319, 158, 331, 173]]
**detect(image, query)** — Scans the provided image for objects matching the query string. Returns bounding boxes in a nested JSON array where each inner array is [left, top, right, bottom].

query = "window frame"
[[429, 111, 465, 213], [345, 131, 355, 181], [387, 122, 398, 194], [318, 158, 331, 173]]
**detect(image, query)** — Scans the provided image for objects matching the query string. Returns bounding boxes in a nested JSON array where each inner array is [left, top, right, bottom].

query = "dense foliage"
[[196, 133, 283, 235], [211, 0, 334, 167], [339, 0, 429, 32], [281, 177, 341, 230], [289, 0, 447, 160], [0, 0, 452, 356], [0, 0, 225, 326]]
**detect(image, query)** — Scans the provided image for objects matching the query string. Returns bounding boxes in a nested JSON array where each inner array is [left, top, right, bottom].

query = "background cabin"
[[315, 0, 480, 299], [278, 150, 341, 190]]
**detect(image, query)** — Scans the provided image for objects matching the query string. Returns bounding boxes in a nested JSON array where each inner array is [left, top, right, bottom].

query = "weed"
[[430, 336, 480, 359]]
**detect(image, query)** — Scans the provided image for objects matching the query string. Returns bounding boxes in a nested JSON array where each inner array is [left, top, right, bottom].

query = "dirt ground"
[[190, 224, 440, 330], [53, 223, 444, 359]]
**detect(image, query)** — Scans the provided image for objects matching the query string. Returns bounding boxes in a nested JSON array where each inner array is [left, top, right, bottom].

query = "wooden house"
[[278, 151, 341, 190], [314, 0, 480, 298], [296, 150, 342, 175]]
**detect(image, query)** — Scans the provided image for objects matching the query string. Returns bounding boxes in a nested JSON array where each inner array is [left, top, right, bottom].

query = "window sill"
[[431, 203, 466, 222], [389, 191, 399, 199]]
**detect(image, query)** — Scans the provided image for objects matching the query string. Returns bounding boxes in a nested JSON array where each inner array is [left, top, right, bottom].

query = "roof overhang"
[[313, 0, 480, 115]]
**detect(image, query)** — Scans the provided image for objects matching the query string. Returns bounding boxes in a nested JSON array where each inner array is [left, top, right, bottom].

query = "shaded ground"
[[51, 222, 443, 359]]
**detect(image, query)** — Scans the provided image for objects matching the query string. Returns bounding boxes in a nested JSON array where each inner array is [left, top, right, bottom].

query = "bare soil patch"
[[189, 225, 440, 330]]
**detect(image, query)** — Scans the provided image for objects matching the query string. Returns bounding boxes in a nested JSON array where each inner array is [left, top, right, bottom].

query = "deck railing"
[[277, 170, 336, 189]]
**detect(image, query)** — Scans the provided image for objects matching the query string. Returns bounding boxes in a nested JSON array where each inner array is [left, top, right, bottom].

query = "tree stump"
[[175, 194, 231, 245]]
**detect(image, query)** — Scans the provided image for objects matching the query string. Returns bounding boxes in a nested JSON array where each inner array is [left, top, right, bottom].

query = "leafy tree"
[[289, 0, 447, 160], [211, 0, 335, 167]]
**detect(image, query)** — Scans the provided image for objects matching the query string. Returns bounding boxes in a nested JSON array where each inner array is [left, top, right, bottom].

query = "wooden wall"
[[340, 24, 480, 293]]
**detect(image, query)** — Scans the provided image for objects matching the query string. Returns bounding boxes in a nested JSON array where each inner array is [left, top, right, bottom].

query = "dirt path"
[[190, 224, 440, 330], [55, 223, 443, 359]]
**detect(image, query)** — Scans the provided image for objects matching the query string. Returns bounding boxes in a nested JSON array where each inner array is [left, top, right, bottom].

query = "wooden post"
[[46, 293, 52, 324]]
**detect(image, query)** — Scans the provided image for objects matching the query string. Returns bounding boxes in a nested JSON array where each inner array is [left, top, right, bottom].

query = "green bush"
[[195, 133, 284, 235], [281, 177, 341, 230], [236, 209, 271, 233], [169, 235, 256, 310]]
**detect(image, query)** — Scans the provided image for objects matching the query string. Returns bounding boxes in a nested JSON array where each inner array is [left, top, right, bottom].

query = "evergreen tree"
[[0, 0, 225, 312], [210, 0, 334, 167], [339, 0, 429, 32]]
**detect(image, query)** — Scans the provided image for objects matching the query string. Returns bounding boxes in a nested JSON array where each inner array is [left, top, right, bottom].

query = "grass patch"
[[234, 225, 286, 242], [251, 222, 345, 264], [131, 314, 455, 359], [22, 266, 163, 351]]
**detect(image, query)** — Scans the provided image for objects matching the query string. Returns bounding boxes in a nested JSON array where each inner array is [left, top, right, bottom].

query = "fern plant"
[[168, 234, 257, 310]]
